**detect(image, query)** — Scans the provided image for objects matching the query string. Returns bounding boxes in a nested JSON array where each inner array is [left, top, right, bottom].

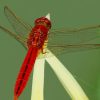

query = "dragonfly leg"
[[41, 49, 47, 54], [41, 39, 48, 54], [42, 46, 47, 54]]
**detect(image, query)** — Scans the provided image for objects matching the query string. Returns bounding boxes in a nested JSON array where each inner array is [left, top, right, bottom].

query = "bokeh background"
[[0, 0, 100, 100]]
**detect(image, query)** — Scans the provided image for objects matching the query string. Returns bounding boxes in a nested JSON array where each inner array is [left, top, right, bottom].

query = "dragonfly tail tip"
[[14, 95, 18, 100]]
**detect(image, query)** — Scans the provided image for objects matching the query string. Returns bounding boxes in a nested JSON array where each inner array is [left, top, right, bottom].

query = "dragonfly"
[[0, 6, 100, 100]]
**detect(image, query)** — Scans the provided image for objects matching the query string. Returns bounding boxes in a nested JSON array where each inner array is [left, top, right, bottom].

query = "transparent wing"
[[47, 25, 100, 55], [4, 6, 32, 39], [1, 25, 100, 58], [48, 25, 100, 44], [2, 6, 100, 56], [0, 25, 27, 49], [47, 44, 100, 56]]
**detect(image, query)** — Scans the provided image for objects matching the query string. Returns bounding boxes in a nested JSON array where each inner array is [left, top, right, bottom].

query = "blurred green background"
[[0, 0, 100, 100]]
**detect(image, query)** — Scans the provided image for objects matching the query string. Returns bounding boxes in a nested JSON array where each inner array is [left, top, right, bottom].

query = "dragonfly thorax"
[[27, 25, 49, 49]]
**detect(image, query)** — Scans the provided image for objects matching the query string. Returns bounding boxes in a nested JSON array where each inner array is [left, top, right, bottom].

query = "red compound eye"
[[35, 17, 51, 29]]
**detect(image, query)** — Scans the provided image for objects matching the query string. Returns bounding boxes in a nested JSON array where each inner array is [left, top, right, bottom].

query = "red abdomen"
[[14, 47, 38, 98]]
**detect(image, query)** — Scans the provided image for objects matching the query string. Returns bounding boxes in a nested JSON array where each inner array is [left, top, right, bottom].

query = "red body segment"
[[14, 46, 38, 97], [27, 25, 48, 48], [14, 17, 51, 100]]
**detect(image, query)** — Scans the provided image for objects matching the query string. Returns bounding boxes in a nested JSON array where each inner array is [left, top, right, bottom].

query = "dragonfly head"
[[35, 17, 51, 29]]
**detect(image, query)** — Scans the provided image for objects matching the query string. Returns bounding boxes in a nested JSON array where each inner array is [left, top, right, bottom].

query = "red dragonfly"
[[0, 6, 100, 100]]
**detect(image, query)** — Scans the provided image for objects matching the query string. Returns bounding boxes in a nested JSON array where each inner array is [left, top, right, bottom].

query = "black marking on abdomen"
[[16, 48, 33, 95]]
